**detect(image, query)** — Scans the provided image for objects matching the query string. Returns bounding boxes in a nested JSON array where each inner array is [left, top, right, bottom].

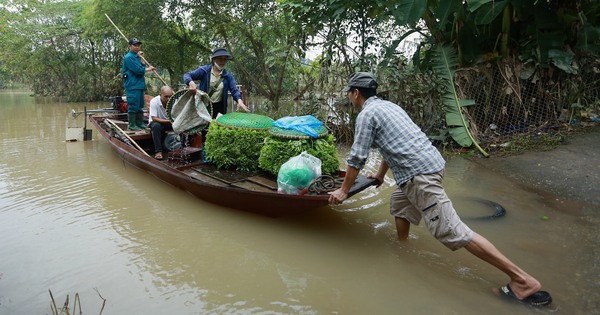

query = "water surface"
[[0, 90, 597, 314]]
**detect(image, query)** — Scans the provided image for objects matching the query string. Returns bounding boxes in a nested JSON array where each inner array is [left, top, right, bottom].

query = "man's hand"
[[328, 188, 348, 205], [367, 174, 385, 187]]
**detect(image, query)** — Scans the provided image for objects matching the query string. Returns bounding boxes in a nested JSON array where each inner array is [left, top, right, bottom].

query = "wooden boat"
[[89, 114, 377, 216]]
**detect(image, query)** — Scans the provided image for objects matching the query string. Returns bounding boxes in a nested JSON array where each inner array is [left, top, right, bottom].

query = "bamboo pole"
[[105, 14, 168, 86], [105, 118, 151, 157]]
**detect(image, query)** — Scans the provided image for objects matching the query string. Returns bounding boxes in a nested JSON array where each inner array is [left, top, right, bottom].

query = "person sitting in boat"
[[148, 86, 175, 160], [183, 47, 250, 118]]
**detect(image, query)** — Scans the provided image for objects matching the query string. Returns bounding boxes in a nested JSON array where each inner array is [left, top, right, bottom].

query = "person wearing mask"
[[183, 47, 249, 118], [329, 72, 552, 307], [122, 37, 155, 131], [148, 86, 175, 160]]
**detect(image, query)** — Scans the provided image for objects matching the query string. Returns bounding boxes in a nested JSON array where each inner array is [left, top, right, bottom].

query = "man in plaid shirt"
[[329, 72, 552, 307]]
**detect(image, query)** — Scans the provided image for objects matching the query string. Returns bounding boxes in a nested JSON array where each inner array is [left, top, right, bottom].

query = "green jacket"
[[122, 50, 146, 91]]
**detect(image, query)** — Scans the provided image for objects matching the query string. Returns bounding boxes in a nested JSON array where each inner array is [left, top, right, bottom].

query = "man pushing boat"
[[329, 72, 552, 307]]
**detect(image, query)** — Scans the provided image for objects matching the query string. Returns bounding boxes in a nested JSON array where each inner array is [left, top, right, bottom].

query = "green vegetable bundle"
[[204, 123, 269, 171], [259, 134, 340, 175]]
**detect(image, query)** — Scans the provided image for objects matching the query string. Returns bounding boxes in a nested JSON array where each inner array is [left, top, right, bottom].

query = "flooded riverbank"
[[0, 90, 598, 314]]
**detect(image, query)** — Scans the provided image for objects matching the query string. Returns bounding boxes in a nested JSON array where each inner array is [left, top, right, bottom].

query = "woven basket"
[[268, 125, 329, 139], [215, 112, 274, 130]]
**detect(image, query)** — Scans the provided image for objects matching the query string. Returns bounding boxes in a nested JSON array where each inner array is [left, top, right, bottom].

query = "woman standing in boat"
[[183, 47, 249, 118]]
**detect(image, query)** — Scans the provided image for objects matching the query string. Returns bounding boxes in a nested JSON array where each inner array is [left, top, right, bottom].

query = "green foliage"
[[431, 45, 489, 157], [204, 123, 269, 172], [258, 134, 340, 175], [380, 55, 446, 136], [1, 0, 598, 107], [160, 0, 308, 108]]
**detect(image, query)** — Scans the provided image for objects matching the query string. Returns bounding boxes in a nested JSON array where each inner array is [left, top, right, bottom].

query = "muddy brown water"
[[0, 90, 598, 314]]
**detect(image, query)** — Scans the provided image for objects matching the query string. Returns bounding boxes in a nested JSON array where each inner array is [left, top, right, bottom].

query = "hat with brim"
[[343, 72, 378, 92], [128, 38, 142, 45], [211, 47, 233, 60]]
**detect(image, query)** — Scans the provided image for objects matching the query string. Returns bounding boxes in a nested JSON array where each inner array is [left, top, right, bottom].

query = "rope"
[[307, 175, 343, 194]]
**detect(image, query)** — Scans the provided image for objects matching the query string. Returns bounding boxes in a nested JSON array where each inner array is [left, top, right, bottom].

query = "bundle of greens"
[[259, 134, 340, 175], [204, 123, 269, 171]]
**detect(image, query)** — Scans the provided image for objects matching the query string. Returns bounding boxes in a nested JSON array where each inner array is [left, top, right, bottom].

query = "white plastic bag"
[[171, 90, 212, 133], [277, 151, 322, 194]]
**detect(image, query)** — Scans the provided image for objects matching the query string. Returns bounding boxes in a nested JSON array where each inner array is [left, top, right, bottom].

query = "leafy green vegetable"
[[204, 123, 269, 171], [259, 134, 340, 175]]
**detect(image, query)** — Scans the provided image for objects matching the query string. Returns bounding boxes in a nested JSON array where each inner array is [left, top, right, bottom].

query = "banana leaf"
[[432, 45, 489, 157]]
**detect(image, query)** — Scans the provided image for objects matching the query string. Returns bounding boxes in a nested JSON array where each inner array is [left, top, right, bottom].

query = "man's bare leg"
[[464, 233, 542, 299], [394, 217, 411, 240]]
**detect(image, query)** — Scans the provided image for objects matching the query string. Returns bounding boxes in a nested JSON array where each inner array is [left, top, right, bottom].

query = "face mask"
[[214, 63, 224, 71]]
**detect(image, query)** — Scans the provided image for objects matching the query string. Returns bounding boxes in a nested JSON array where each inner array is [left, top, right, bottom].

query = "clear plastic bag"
[[277, 151, 322, 194]]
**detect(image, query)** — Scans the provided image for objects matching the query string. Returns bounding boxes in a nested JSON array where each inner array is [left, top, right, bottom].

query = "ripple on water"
[[0, 162, 115, 230]]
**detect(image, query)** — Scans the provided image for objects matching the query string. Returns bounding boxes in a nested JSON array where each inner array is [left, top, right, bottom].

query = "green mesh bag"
[[215, 112, 274, 130]]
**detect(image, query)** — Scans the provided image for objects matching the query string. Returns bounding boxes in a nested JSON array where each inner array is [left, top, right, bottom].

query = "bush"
[[204, 123, 269, 171], [259, 134, 340, 175]]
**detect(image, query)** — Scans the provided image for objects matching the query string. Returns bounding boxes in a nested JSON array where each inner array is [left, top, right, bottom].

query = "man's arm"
[[369, 159, 388, 187], [149, 100, 171, 124], [151, 116, 171, 124]]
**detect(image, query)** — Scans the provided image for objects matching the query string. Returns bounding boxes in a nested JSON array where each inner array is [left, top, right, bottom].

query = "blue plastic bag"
[[272, 115, 323, 138]]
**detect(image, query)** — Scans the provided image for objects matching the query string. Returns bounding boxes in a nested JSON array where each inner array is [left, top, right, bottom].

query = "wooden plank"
[[104, 119, 150, 157], [191, 167, 235, 185], [231, 180, 274, 193], [129, 132, 152, 141], [185, 169, 230, 187], [246, 176, 278, 190], [187, 167, 276, 192]]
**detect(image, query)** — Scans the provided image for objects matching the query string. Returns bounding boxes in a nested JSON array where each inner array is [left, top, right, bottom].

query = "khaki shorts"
[[390, 171, 473, 251]]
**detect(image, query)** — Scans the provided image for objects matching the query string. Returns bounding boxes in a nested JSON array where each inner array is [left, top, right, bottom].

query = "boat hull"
[[90, 115, 375, 216]]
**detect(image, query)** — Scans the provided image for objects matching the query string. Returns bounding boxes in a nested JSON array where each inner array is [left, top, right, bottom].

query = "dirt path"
[[471, 125, 600, 207]]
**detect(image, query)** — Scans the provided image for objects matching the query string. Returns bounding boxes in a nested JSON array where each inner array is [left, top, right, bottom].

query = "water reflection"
[[0, 90, 598, 314]]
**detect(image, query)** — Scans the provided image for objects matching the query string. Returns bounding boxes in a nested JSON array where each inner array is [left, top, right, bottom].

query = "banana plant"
[[432, 45, 489, 157]]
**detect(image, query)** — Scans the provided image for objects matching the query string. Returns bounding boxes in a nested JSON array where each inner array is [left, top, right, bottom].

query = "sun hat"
[[128, 38, 142, 45], [211, 47, 233, 60], [343, 72, 378, 92]]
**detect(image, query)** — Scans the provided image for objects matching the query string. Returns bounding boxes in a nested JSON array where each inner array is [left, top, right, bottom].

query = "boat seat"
[[128, 131, 152, 141]]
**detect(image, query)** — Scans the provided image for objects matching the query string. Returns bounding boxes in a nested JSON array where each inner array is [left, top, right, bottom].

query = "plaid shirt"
[[347, 96, 445, 186]]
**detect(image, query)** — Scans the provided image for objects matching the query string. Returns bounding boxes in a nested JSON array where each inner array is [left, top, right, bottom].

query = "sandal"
[[154, 152, 163, 160], [500, 284, 552, 306]]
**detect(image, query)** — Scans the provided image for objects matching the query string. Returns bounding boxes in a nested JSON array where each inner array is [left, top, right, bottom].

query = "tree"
[[161, 0, 309, 108], [0, 0, 96, 99]]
